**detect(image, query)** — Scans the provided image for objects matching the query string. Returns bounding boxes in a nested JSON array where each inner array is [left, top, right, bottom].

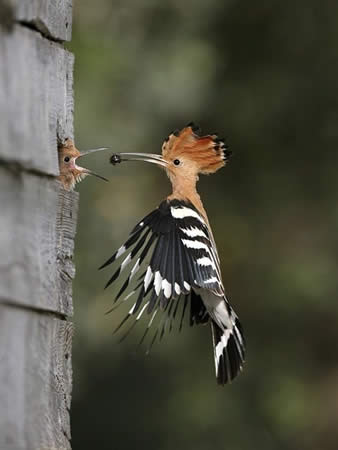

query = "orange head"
[[110, 123, 231, 185], [161, 123, 231, 183], [58, 139, 109, 191]]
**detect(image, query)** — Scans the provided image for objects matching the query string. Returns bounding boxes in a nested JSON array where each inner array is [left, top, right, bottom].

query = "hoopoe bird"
[[101, 123, 245, 384], [58, 138, 109, 191]]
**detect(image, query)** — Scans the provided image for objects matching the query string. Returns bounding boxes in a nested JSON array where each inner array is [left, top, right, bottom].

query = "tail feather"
[[211, 317, 245, 385]]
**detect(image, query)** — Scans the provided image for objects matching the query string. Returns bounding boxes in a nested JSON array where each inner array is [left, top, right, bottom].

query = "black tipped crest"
[[161, 124, 231, 173], [186, 121, 201, 134], [213, 136, 231, 161]]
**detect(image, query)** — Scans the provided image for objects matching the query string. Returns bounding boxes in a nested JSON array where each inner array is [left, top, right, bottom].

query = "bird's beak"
[[110, 152, 167, 168], [76, 147, 110, 182], [78, 147, 110, 157]]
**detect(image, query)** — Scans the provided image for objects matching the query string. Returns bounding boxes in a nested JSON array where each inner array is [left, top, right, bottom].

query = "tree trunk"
[[0, 1, 75, 448]]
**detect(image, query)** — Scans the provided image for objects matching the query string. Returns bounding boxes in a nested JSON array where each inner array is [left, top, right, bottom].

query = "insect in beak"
[[110, 152, 168, 168]]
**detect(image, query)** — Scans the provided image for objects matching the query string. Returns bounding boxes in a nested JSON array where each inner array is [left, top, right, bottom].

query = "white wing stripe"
[[180, 226, 208, 239], [171, 206, 206, 224], [136, 302, 149, 320], [162, 279, 172, 299], [120, 253, 132, 271], [181, 238, 210, 252], [144, 266, 153, 290], [204, 276, 219, 284], [197, 256, 214, 267], [154, 271, 162, 296], [129, 258, 140, 280], [123, 291, 136, 302], [148, 309, 158, 327], [129, 303, 136, 314], [116, 245, 126, 259]]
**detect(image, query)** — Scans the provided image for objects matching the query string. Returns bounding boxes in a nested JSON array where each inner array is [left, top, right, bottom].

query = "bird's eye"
[[64, 156, 70, 163], [173, 159, 180, 166]]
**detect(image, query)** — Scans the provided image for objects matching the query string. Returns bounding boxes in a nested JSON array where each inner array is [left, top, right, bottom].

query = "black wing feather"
[[101, 198, 245, 383], [102, 199, 219, 327]]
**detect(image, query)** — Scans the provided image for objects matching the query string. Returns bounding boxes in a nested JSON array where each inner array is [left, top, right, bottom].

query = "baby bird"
[[101, 123, 245, 385], [58, 138, 109, 190]]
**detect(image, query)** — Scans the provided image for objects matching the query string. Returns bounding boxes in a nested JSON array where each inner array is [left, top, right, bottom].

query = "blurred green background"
[[68, 1, 338, 449]]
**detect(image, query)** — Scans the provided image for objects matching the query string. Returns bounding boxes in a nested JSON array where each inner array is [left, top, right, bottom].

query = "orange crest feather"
[[161, 123, 231, 174]]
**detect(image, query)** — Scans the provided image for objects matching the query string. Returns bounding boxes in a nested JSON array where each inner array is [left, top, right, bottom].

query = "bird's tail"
[[211, 310, 245, 384]]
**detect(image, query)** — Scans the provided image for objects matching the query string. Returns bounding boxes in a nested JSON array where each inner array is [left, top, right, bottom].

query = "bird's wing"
[[100, 199, 225, 342]]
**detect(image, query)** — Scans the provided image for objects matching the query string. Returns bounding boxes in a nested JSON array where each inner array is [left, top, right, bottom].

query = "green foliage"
[[70, 1, 338, 449]]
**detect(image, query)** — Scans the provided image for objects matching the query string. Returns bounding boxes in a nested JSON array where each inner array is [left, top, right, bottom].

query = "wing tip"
[[99, 257, 114, 271]]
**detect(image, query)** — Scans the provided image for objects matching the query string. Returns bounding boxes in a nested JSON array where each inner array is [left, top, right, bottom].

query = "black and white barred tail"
[[198, 288, 245, 384], [210, 311, 245, 384], [100, 198, 245, 384]]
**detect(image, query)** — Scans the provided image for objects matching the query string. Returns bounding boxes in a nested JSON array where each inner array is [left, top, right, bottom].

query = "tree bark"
[[0, 1, 75, 448]]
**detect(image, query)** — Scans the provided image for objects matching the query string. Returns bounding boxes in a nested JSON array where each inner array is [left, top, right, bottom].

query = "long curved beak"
[[110, 152, 167, 168], [80, 168, 109, 182], [76, 147, 110, 182], [78, 147, 110, 157]]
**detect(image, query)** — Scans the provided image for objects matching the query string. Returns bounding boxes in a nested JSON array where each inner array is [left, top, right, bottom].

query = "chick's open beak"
[[76, 147, 110, 181]]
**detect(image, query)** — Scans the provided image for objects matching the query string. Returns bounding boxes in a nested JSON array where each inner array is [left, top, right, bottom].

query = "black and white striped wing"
[[100, 199, 223, 334]]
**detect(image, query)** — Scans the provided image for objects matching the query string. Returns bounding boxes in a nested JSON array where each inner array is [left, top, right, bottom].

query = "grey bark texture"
[[0, 1, 76, 449]]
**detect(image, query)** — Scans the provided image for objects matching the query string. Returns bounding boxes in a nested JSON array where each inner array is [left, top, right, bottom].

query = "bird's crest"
[[162, 123, 231, 174]]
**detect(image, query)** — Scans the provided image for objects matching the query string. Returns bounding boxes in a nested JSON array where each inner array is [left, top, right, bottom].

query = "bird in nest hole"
[[57, 138, 109, 191]]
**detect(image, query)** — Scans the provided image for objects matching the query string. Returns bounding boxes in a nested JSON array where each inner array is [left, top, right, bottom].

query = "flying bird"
[[101, 123, 245, 384], [58, 138, 109, 190]]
